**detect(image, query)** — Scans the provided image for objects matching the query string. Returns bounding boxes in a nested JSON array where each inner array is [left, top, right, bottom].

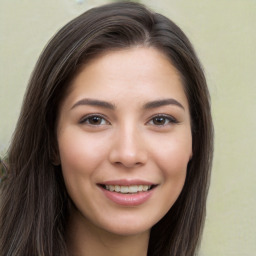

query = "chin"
[[95, 214, 158, 237], [105, 225, 151, 237]]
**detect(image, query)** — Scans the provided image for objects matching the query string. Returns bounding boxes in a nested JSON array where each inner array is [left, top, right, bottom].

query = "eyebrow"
[[143, 98, 185, 110], [71, 98, 185, 111], [71, 98, 115, 110]]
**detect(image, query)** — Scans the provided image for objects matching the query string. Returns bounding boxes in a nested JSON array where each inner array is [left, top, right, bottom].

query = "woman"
[[0, 1, 213, 256]]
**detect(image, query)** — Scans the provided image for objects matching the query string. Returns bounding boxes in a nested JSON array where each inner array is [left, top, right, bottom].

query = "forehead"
[[62, 46, 189, 110]]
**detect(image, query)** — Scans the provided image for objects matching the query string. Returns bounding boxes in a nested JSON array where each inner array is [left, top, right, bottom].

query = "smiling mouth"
[[100, 184, 155, 194]]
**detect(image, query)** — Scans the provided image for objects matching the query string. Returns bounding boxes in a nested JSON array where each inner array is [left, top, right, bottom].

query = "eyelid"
[[146, 114, 179, 126], [79, 114, 111, 125]]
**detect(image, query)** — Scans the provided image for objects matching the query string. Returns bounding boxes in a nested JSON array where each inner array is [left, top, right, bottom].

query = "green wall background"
[[1, 0, 255, 255]]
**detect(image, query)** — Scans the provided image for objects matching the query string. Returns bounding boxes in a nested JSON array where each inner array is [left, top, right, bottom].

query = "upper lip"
[[99, 179, 156, 186]]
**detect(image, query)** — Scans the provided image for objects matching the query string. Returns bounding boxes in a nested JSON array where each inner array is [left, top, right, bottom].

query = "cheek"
[[155, 134, 192, 175], [57, 130, 110, 207], [151, 132, 192, 205], [144, 135, 191, 223], [57, 128, 109, 176]]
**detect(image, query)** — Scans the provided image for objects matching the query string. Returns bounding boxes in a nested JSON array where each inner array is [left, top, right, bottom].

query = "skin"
[[57, 46, 192, 256]]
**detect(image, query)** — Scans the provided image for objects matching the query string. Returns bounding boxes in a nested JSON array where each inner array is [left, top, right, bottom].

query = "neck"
[[66, 208, 150, 256]]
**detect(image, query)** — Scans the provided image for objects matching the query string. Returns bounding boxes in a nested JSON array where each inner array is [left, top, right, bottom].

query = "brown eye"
[[148, 115, 177, 126], [152, 117, 167, 125], [80, 115, 109, 126], [88, 116, 103, 125]]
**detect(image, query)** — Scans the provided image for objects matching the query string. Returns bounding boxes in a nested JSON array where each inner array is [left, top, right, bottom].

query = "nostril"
[[113, 160, 143, 168]]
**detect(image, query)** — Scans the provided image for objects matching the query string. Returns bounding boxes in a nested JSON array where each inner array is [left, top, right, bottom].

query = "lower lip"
[[99, 187, 154, 206]]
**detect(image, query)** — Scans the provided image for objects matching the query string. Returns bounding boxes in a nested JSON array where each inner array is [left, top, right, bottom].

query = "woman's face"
[[57, 47, 192, 236]]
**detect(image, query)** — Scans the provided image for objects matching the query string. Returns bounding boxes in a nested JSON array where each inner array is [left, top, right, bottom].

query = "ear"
[[51, 155, 60, 166]]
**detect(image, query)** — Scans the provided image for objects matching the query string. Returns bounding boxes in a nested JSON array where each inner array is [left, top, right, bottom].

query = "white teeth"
[[115, 185, 120, 192], [105, 185, 152, 193], [138, 185, 143, 192], [121, 186, 129, 193], [143, 185, 149, 191], [129, 185, 138, 193]]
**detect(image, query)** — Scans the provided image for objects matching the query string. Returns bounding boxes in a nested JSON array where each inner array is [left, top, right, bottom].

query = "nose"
[[109, 126, 148, 168]]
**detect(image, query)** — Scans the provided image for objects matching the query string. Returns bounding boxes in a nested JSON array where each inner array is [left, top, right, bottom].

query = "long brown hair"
[[0, 2, 213, 255]]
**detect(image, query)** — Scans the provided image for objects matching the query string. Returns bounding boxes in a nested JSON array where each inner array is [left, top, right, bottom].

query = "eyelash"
[[147, 114, 179, 126], [79, 114, 110, 126], [79, 114, 178, 127]]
